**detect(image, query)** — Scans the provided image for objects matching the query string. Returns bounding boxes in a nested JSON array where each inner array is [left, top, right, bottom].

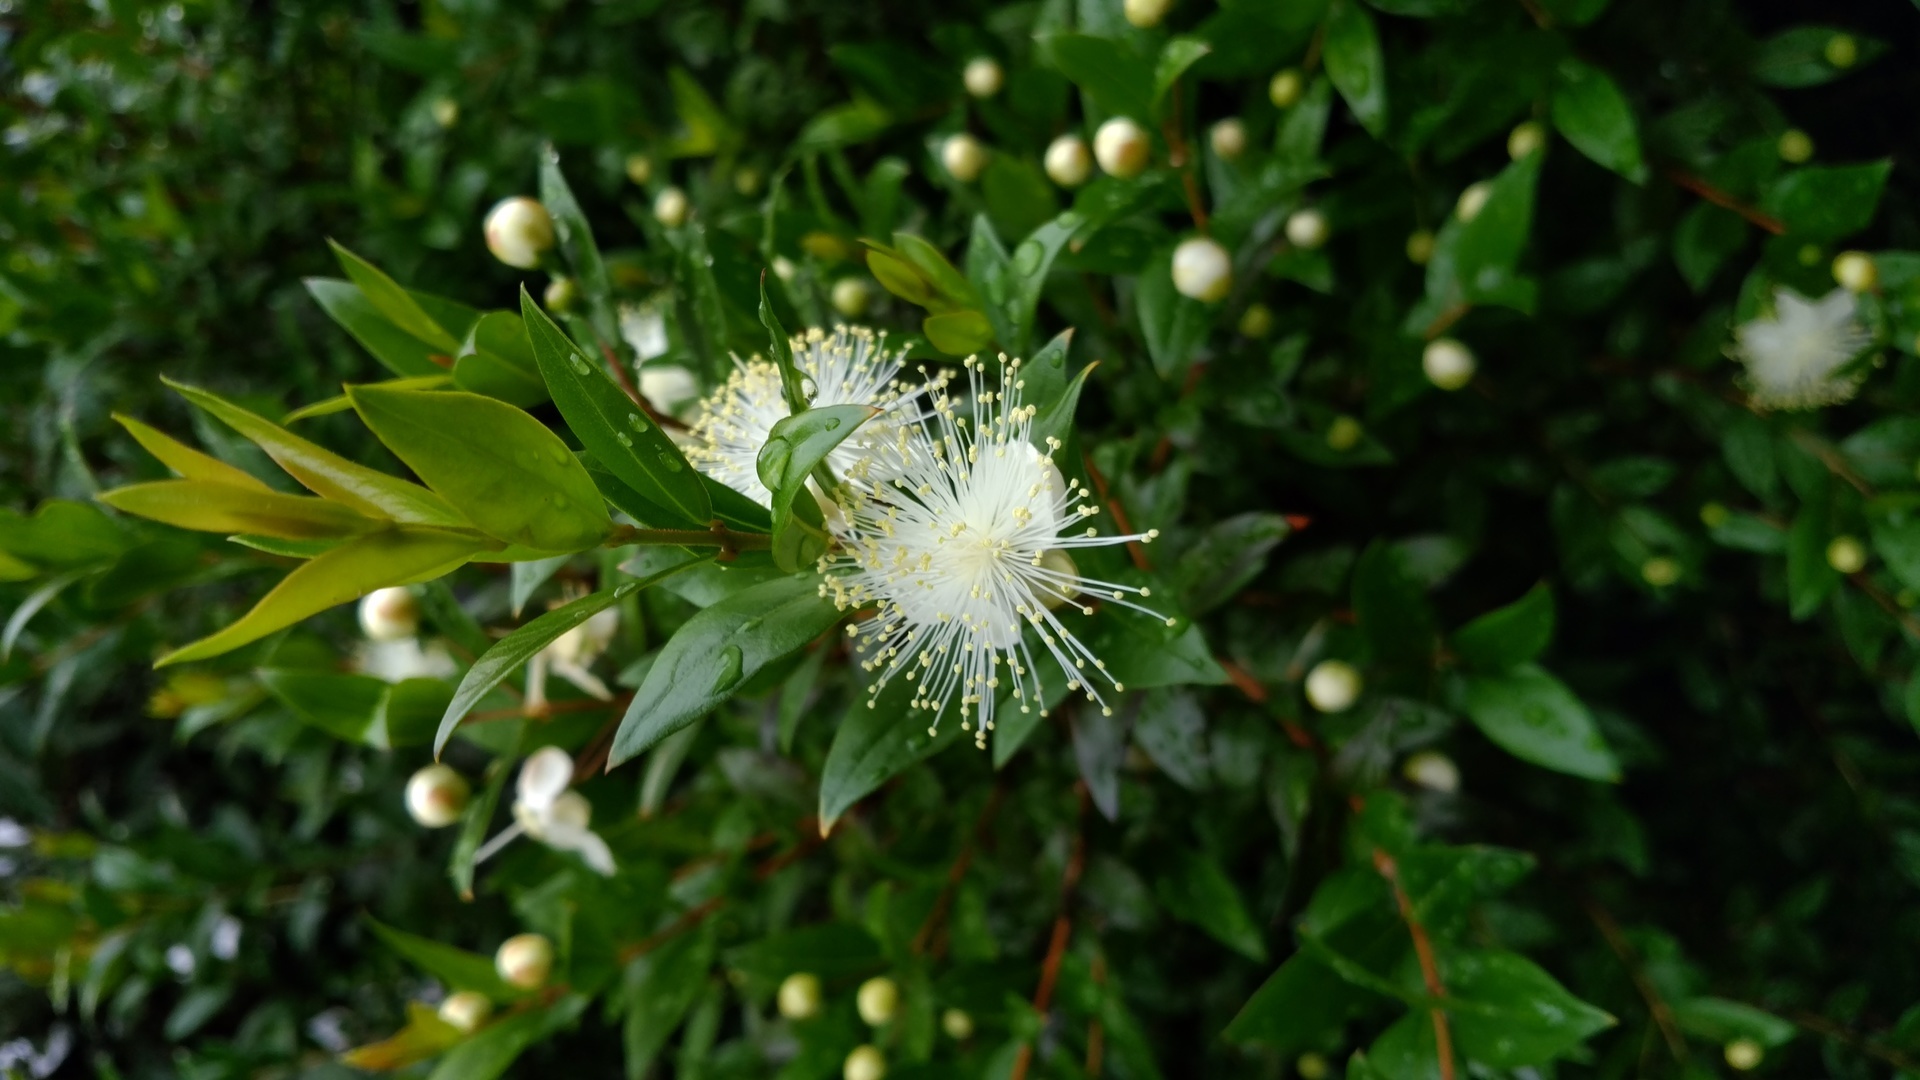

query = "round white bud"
[[1305, 660, 1362, 713], [1833, 251, 1877, 292], [777, 972, 823, 1020], [437, 990, 492, 1033], [856, 976, 900, 1026], [831, 277, 873, 318], [1506, 120, 1547, 160], [1238, 302, 1274, 339], [1209, 118, 1249, 161], [963, 57, 1004, 99], [1455, 181, 1494, 223], [941, 1007, 975, 1040], [1422, 337, 1477, 391], [1285, 208, 1330, 250], [1827, 535, 1868, 575], [359, 587, 420, 642], [941, 133, 990, 184], [653, 186, 690, 228], [1777, 129, 1814, 164], [543, 276, 578, 313], [1044, 134, 1093, 188], [1123, 0, 1174, 28], [1171, 237, 1233, 303], [494, 933, 553, 989], [844, 1045, 887, 1080], [624, 154, 654, 186], [482, 197, 555, 270], [405, 764, 471, 828], [1402, 750, 1460, 794], [1269, 69, 1304, 109], [430, 98, 459, 128], [1093, 118, 1151, 179], [1724, 1038, 1763, 1071], [1406, 229, 1436, 265]]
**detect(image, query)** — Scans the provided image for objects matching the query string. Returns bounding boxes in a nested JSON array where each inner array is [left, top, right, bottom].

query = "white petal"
[[516, 746, 575, 808], [541, 821, 617, 876]]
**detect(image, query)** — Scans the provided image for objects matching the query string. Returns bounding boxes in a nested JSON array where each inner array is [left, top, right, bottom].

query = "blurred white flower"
[[0, 819, 28, 847], [211, 915, 242, 961], [620, 304, 670, 362], [474, 746, 616, 876], [821, 354, 1166, 748], [638, 364, 700, 418], [0, 1025, 71, 1079], [1733, 287, 1872, 410], [306, 1009, 352, 1053], [165, 943, 196, 977], [524, 608, 619, 715], [353, 637, 457, 683]]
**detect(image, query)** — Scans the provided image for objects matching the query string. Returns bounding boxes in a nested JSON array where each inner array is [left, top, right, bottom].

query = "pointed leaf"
[[758, 404, 878, 572], [99, 480, 379, 540], [305, 278, 449, 378], [1451, 583, 1555, 671], [1456, 664, 1620, 781], [820, 673, 961, 830], [113, 414, 269, 491], [329, 240, 463, 354], [1324, 0, 1388, 137]]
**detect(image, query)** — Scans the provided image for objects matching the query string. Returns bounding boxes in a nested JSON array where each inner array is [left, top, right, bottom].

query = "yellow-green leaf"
[[339, 1002, 463, 1071], [98, 481, 381, 539], [328, 240, 462, 354], [113, 414, 271, 491]]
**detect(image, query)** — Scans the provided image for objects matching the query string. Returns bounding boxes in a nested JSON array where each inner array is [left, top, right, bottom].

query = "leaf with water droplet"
[[757, 404, 879, 573], [1455, 664, 1620, 781]]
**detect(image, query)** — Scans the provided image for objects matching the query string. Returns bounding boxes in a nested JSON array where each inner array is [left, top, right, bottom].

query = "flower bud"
[[1797, 243, 1823, 267], [438, 990, 492, 1033], [1238, 302, 1274, 339], [803, 231, 850, 262], [1269, 69, 1304, 109], [1285, 208, 1330, 250], [1402, 750, 1460, 794], [1422, 337, 1476, 391], [544, 276, 578, 313], [1777, 129, 1814, 164], [1699, 502, 1729, 529], [734, 167, 763, 196], [831, 278, 873, 318], [406, 764, 471, 828], [483, 197, 555, 270], [1724, 1038, 1763, 1071], [430, 98, 459, 128], [1405, 229, 1436, 265], [1827, 535, 1868, 574], [777, 972, 823, 1019], [1296, 1052, 1330, 1080], [1305, 660, 1362, 713], [941, 1007, 974, 1040], [856, 976, 900, 1025], [1044, 134, 1093, 188], [494, 933, 553, 990], [963, 57, 1004, 99], [1455, 181, 1493, 223], [359, 587, 420, 641], [772, 255, 799, 283], [1171, 237, 1233, 303], [653, 186, 690, 228], [1123, 0, 1173, 28], [1325, 415, 1363, 452], [844, 1045, 887, 1080], [1506, 120, 1546, 160], [1093, 118, 1151, 179], [624, 154, 653, 186], [1824, 33, 1857, 69], [1209, 118, 1248, 161], [1832, 251, 1877, 293], [1641, 556, 1681, 587], [941, 133, 990, 184]]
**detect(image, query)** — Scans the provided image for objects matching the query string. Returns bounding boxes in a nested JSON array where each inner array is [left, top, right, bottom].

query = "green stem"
[[606, 523, 774, 552]]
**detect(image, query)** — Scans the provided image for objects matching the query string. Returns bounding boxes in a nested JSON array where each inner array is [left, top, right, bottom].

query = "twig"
[[1086, 952, 1108, 1078], [1663, 167, 1786, 235], [1422, 302, 1472, 341], [1373, 848, 1455, 1080], [911, 783, 1007, 957], [1788, 428, 1872, 496], [465, 693, 628, 725], [1784, 1009, 1920, 1072], [1010, 783, 1091, 1080], [1162, 82, 1210, 234], [571, 703, 632, 783], [1581, 896, 1687, 1062], [616, 895, 726, 963]]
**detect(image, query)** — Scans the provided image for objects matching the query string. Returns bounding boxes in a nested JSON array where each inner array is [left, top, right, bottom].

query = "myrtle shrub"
[[5, 0, 1920, 1078]]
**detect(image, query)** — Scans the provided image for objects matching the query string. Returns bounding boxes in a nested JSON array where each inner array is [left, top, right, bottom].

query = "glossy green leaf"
[[1451, 583, 1554, 672], [1445, 949, 1616, 1066], [1353, 541, 1437, 666], [328, 240, 463, 354], [1550, 58, 1646, 183], [305, 278, 449, 378], [347, 383, 613, 553], [1152, 38, 1212, 112], [113, 413, 270, 491], [923, 310, 995, 356], [1174, 512, 1291, 616], [609, 575, 844, 766], [454, 312, 547, 407], [524, 288, 711, 528], [622, 923, 717, 1077], [451, 724, 524, 900], [0, 500, 131, 569], [158, 526, 487, 666], [425, 995, 590, 1080], [1760, 161, 1892, 241], [1752, 27, 1888, 88], [1155, 849, 1268, 961], [283, 376, 454, 424], [366, 917, 522, 1000], [538, 152, 620, 352], [1456, 664, 1620, 781], [1138, 246, 1210, 380], [1041, 33, 1154, 123], [1324, 0, 1388, 137], [820, 673, 962, 829], [757, 404, 877, 572], [99, 480, 378, 540], [1671, 997, 1796, 1047], [1418, 152, 1542, 320]]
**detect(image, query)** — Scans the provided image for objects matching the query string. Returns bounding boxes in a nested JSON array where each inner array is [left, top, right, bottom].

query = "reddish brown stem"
[[1374, 849, 1455, 1080], [1663, 167, 1786, 235], [1079, 452, 1152, 572], [1010, 784, 1091, 1080], [912, 783, 1007, 957], [616, 895, 726, 964], [1582, 896, 1687, 1062]]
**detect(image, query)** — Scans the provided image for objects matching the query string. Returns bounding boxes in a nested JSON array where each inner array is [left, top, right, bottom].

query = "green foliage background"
[[6, 0, 1920, 1077]]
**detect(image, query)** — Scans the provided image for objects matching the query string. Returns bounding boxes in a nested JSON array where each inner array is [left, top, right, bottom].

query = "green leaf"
[[757, 404, 877, 572], [1040, 33, 1155, 123], [1445, 949, 1616, 1067], [890, 232, 981, 310], [609, 575, 844, 765], [981, 157, 1056, 246], [426, 995, 590, 1080], [259, 670, 449, 748], [622, 925, 718, 1079], [1152, 38, 1212, 112], [923, 310, 996, 355], [283, 376, 455, 424], [1353, 541, 1437, 666], [1752, 27, 1888, 88], [522, 288, 711, 528], [1028, 362, 1095, 457], [328, 240, 463, 354], [305, 278, 449, 378], [1761, 161, 1892, 241], [165, 378, 467, 528], [98, 480, 378, 540], [1671, 997, 1796, 1047], [1673, 203, 1749, 293], [820, 672, 963, 829], [454, 312, 548, 407], [539, 152, 619, 353], [666, 67, 740, 158], [113, 414, 270, 491], [1550, 58, 1646, 183], [1155, 849, 1268, 961], [1000, 214, 1078, 356], [1174, 512, 1291, 616], [164, 984, 233, 1041], [158, 527, 488, 666], [1078, 615, 1228, 691], [366, 917, 521, 1000], [1787, 498, 1840, 619], [1323, 0, 1388, 137], [1451, 583, 1554, 672], [1456, 664, 1621, 781], [1419, 153, 1542, 320], [723, 923, 884, 982], [1138, 246, 1211, 380], [451, 725, 524, 900], [348, 383, 613, 553], [1868, 495, 1920, 594]]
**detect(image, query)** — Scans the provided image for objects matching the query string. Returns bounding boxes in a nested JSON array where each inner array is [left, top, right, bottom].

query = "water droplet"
[[759, 437, 793, 488], [822, 417, 842, 431], [1056, 211, 1084, 230], [570, 357, 591, 374], [711, 645, 744, 692], [1012, 240, 1044, 276], [657, 452, 685, 473], [800, 377, 818, 399], [615, 433, 632, 447], [626, 413, 650, 433], [549, 447, 570, 467]]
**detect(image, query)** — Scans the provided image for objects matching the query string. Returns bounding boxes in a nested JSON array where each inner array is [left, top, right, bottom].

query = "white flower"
[[482, 197, 554, 270], [474, 746, 616, 876], [820, 354, 1167, 748], [1732, 287, 1872, 410], [620, 303, 671, 362], [210, 915, 242, 961], [686, 326, 924, 507], [524, 608, 619, 715], [639, 364, 700, 417], [354, 637, 457, 682]]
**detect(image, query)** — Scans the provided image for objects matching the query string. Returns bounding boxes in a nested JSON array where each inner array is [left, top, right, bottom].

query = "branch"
[[1079, 452, 1152, 571], [1581, 896, 1687, 1062], [1663, 167, 1786, 235], [1373, 848, 1455, 1080], [1010, 783, 1091, 1080], [912, 782, 1007, 957]]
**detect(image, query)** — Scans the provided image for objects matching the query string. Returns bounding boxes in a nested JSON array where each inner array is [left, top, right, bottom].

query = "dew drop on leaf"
[[711, 645, 744, 692], [657, 451, 685, 473], [627, 413, 649, 432]]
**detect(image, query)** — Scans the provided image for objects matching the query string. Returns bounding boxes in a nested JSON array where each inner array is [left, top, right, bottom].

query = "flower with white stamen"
[[686, 326, 927, 507], [819, 353, 1168, 748], [1732, 287, 1872, 410], [473, 746, 616, 876]]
